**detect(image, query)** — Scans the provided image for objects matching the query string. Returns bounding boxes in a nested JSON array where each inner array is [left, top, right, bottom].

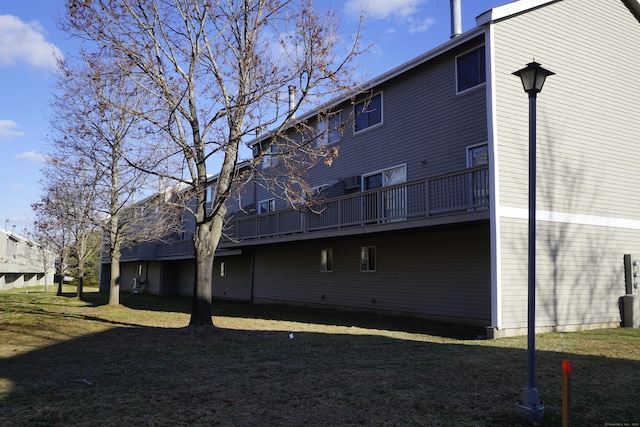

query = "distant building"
[[101, 0, 640, 337], [0, 228, 55, 290]]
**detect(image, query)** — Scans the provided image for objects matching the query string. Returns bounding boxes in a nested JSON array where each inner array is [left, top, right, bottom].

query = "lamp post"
[[512, 61, 554, 422]]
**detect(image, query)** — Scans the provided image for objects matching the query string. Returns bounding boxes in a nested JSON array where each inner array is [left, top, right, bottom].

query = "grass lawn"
[[0, 285, 638, 426]]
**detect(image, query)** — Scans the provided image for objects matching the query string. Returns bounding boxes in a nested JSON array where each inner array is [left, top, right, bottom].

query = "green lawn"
[[1, 286, 638, 426]]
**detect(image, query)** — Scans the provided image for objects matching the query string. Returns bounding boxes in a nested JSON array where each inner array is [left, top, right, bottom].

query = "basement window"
[[321, 249, 333, 272], [220, 262, 227, 277], [360, 246, 376, 272]]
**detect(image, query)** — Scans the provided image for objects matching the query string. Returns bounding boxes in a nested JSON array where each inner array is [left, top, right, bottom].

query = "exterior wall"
[[213, 254, 252, 301], [120, 261, 163, 294], [252, 37, 488, 209], [491, 1, 640, 330], [252, 222, 491, 325]]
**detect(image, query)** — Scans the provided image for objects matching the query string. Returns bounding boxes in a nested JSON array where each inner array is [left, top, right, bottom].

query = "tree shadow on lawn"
[[77, 290, 485, 340], [0, 324, 638, 426]]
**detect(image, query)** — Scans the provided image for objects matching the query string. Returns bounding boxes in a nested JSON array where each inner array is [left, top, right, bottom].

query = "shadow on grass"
[[0, 323, 638, 426], [77, 291, 486, 340]]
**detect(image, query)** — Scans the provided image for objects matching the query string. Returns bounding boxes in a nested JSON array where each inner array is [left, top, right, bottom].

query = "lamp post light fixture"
[[512, 61, 554, 422]]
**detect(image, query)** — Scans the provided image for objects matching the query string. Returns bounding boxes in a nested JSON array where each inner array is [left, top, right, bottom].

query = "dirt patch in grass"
[[1, 287, 638, 426]]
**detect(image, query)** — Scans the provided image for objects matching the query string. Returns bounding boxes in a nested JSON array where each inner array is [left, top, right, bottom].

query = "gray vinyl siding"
[[120, 261, 162, 294], [252, 223, 491, 323], [213, 255, 252, 301], [250, 38, 488, 208], [492, 1, 640, 329]]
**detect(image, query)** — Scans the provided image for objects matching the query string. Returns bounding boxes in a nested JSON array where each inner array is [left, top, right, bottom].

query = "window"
[[316, 113, 341, 147], [363, 165, 407, 220], [258, 198, 275, 214], [467, 143, 488, 167], [206, 186, 216, 203], [467, 143, 489, 209], [6, 237, 17, 258], [354, 93, 382, 132], [457, 46, 486, 93], [262, 145, 279, 169], [360, 246, 376, 272], [321, 249, 333, 272], [220, 262, 227, 277]]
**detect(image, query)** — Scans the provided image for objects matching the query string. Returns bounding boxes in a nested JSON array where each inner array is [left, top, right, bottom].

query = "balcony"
[[100, 166, 489, 262], [223, 165, 489, 244]]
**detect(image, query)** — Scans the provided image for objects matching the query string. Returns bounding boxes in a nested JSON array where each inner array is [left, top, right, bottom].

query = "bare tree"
[[32, 212, 69, 296], [33, 157, 98, 299], [64, 0, 364, 326], [51, 54, 182, 306]]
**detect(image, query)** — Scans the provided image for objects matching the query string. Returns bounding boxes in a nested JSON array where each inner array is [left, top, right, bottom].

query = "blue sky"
[[0, 0, 506, 234]]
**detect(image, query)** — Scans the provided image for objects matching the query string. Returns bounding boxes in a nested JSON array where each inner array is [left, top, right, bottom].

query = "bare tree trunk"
[[189, 213, 224, 326], [77, 275, 84, 299], [109, 254, 121, 305]]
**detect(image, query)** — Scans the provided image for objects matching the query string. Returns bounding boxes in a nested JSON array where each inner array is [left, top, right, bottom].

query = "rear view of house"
[[101, 0, 640, 337]]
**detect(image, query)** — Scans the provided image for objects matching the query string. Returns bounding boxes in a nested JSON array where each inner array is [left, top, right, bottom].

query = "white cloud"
[[345, 0, 426, 21], [0, 14, 63, 71], [0, 119, 25, 139], [407, 16, 436, 33], [15, 151, 46, 163]]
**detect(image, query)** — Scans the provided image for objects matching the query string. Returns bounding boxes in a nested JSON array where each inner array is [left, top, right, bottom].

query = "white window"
[[363, 164, 407, 220], [316, 113, 341, 147], [258, 198, 275, 214], [360, 246, 376, 272], [261, 145, 279, 169], [354, 93, 382, 133], [220, 262, 227, 277], [456, 46, 486, 93], [321, 249, 333, 272]]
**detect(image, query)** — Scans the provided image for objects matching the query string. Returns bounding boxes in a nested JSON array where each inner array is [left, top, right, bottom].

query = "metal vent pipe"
[[451, 0, 462, 38]]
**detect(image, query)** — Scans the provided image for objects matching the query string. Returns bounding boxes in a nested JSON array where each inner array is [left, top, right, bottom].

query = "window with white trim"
[[258, 198, 275, 214], [360, 246, 376, 272], [262, 145, 279, 169], [321, 249, 333, 272], [354, 93, 382, 133], [316, 113, 341, 147], [456, 46, 486, 93], [220, 262, 227, 277]]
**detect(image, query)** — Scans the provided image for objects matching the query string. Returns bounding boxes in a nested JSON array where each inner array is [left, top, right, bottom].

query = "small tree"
[[33, 157, 98, 299], [64, 0, 364, 326]]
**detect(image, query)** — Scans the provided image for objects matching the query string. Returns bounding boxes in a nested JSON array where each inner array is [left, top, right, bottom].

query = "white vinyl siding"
[[491, 0, 640, 329]]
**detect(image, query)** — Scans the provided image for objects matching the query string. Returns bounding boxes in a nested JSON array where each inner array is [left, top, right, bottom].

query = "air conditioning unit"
[[344, 175, 361, 190]]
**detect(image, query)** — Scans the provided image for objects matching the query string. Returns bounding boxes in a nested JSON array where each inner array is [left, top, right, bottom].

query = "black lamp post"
[[512, 61, 554, 422]]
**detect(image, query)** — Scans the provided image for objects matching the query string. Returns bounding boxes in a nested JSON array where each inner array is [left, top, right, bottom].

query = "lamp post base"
[[516, 387, 545, 422]]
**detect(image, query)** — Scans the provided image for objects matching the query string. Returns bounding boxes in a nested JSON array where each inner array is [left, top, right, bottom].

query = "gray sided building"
[[0, 228, 55, 290], [100, 0, 640, 337]]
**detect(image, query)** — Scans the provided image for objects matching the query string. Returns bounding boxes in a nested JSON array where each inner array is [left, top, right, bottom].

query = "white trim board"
[[499, 206, 640, 230]]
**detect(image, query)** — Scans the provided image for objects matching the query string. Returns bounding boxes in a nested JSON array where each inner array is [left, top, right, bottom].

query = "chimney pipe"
[[450, 0, 462, 39], [288, 85, 297, 119]]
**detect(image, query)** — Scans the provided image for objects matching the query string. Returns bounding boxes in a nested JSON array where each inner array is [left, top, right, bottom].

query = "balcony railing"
[[100, 166, 489, 262], [224, 165, 489, 242]]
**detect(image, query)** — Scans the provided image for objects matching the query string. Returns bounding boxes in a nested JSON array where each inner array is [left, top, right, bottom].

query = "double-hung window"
[[354, 93, 382, 133], [456, 46, 486, 93], [316, 113, 341, 147]]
